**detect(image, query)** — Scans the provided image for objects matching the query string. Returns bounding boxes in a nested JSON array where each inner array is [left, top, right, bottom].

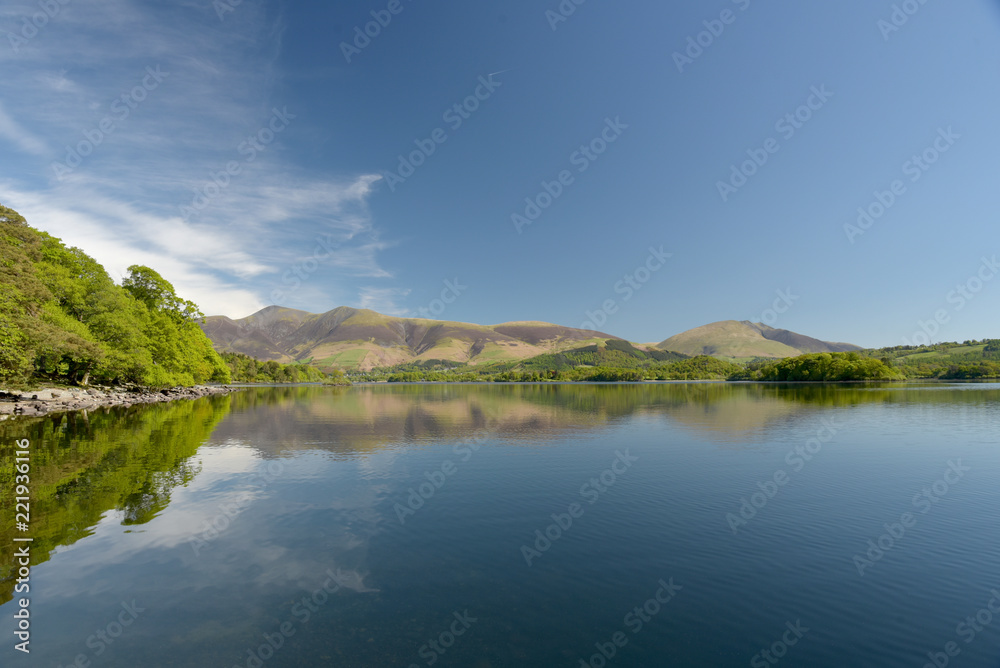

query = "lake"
[[2, 383, 999, 667]]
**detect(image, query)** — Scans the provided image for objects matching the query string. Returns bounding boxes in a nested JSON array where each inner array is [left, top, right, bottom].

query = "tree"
[[0, 204, 231, 388], [122, 266, 203, 322]]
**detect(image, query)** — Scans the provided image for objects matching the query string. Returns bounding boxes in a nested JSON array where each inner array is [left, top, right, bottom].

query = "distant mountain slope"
[[508, 339, 688, 372], [201, 306, 619, 371], [657, 320, 861, 359], [749, 322, 859, 354]]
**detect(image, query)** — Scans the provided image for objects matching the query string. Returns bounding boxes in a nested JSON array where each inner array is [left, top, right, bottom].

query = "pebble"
[[0, 385, 240, 418]]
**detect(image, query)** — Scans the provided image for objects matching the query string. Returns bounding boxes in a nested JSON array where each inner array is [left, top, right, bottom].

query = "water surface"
[[2, 383, 999, 667]]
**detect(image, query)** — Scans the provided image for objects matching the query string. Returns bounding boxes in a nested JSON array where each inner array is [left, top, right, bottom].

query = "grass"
[[319, 349, 368, 368], [472, 344, 527, 363], [899, 344, 986, 361]]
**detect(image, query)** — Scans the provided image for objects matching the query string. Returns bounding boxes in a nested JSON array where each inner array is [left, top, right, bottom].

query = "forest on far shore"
[[351, 341, 1000, 383]]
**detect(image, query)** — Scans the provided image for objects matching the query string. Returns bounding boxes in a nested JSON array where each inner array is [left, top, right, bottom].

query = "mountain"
[[200, 306, 619, 371], [656, 321, 861, 359]]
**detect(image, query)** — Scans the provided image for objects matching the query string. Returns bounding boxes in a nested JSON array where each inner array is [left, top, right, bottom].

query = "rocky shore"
[[0, 385, 240, 419]]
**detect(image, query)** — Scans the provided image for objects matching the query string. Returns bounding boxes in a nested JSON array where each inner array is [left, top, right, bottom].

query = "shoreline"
[[0, 385, 242, 419]]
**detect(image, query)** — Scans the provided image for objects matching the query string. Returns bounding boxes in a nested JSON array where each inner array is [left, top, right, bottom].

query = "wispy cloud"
[[0, 181, 269, 317], [358, 287, 412, 316], [0, 101, 47, 155], [0, 0, 394, 318]]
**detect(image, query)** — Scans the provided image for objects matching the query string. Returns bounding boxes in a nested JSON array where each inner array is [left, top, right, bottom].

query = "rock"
[[0, 384, 240, 418]]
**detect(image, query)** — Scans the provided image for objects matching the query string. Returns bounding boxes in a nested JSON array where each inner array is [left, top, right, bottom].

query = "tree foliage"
[[0, 393, 232, 604], [356, 344, 742, 383], [221, 352, 334, 384], [747, 352, 904, 382], [0, 204, 230, 388]]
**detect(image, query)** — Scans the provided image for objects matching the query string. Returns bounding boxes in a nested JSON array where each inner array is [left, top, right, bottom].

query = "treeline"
[[513, 339, 686, 372], [861, 340, 1000, 379], [221, 352, 348, 384], [895, 358, 1000, 380], [356, 349, 919, 384], [864, 339, 999, 358], [357, 353, 744, 383], [924, 362, 1000, 379], [733, 352, 904, 382], [0, 205, 230, 388]]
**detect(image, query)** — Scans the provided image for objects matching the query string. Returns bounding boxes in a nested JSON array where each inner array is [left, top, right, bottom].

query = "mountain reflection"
[[2, 382, 996, 605]]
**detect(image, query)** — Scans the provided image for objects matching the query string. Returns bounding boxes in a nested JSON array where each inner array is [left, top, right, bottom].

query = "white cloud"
[[0, 0, 397, 318], [0, 183, 269, 317], [0, 101, 47, 155], [358, 287, 412, 316]]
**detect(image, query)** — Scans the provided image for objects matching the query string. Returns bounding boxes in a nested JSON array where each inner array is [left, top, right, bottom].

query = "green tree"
[[122, 265, 203, 321], [0, 204, 230, 388]]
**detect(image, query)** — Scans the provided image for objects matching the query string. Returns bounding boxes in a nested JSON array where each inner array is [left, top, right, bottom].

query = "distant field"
[[471, 344, 525, 363], [319, 349, 369, 368], [899, 345, 986, 361]]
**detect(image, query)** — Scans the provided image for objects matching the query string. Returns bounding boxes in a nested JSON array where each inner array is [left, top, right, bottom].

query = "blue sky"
[[1, 0, 998, 347]]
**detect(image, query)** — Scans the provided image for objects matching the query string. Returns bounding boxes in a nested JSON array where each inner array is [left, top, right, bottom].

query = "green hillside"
[[658, 320, 794, 358], [0, 205, 230, 388], [658, 320, 861, 359], [863, 340, 1000, 379], [355, 339, 744, 382], [201, 305, 619, 371], [355, 344, 998, 384]]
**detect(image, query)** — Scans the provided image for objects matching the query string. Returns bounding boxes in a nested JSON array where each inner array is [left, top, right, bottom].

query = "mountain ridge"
[[201, 307, 862, 371], [657, 320, 862, 359], [200, 306, 620, 371]]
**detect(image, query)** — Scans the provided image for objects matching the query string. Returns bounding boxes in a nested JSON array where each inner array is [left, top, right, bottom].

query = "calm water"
[[2, 383, 999, 667]]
